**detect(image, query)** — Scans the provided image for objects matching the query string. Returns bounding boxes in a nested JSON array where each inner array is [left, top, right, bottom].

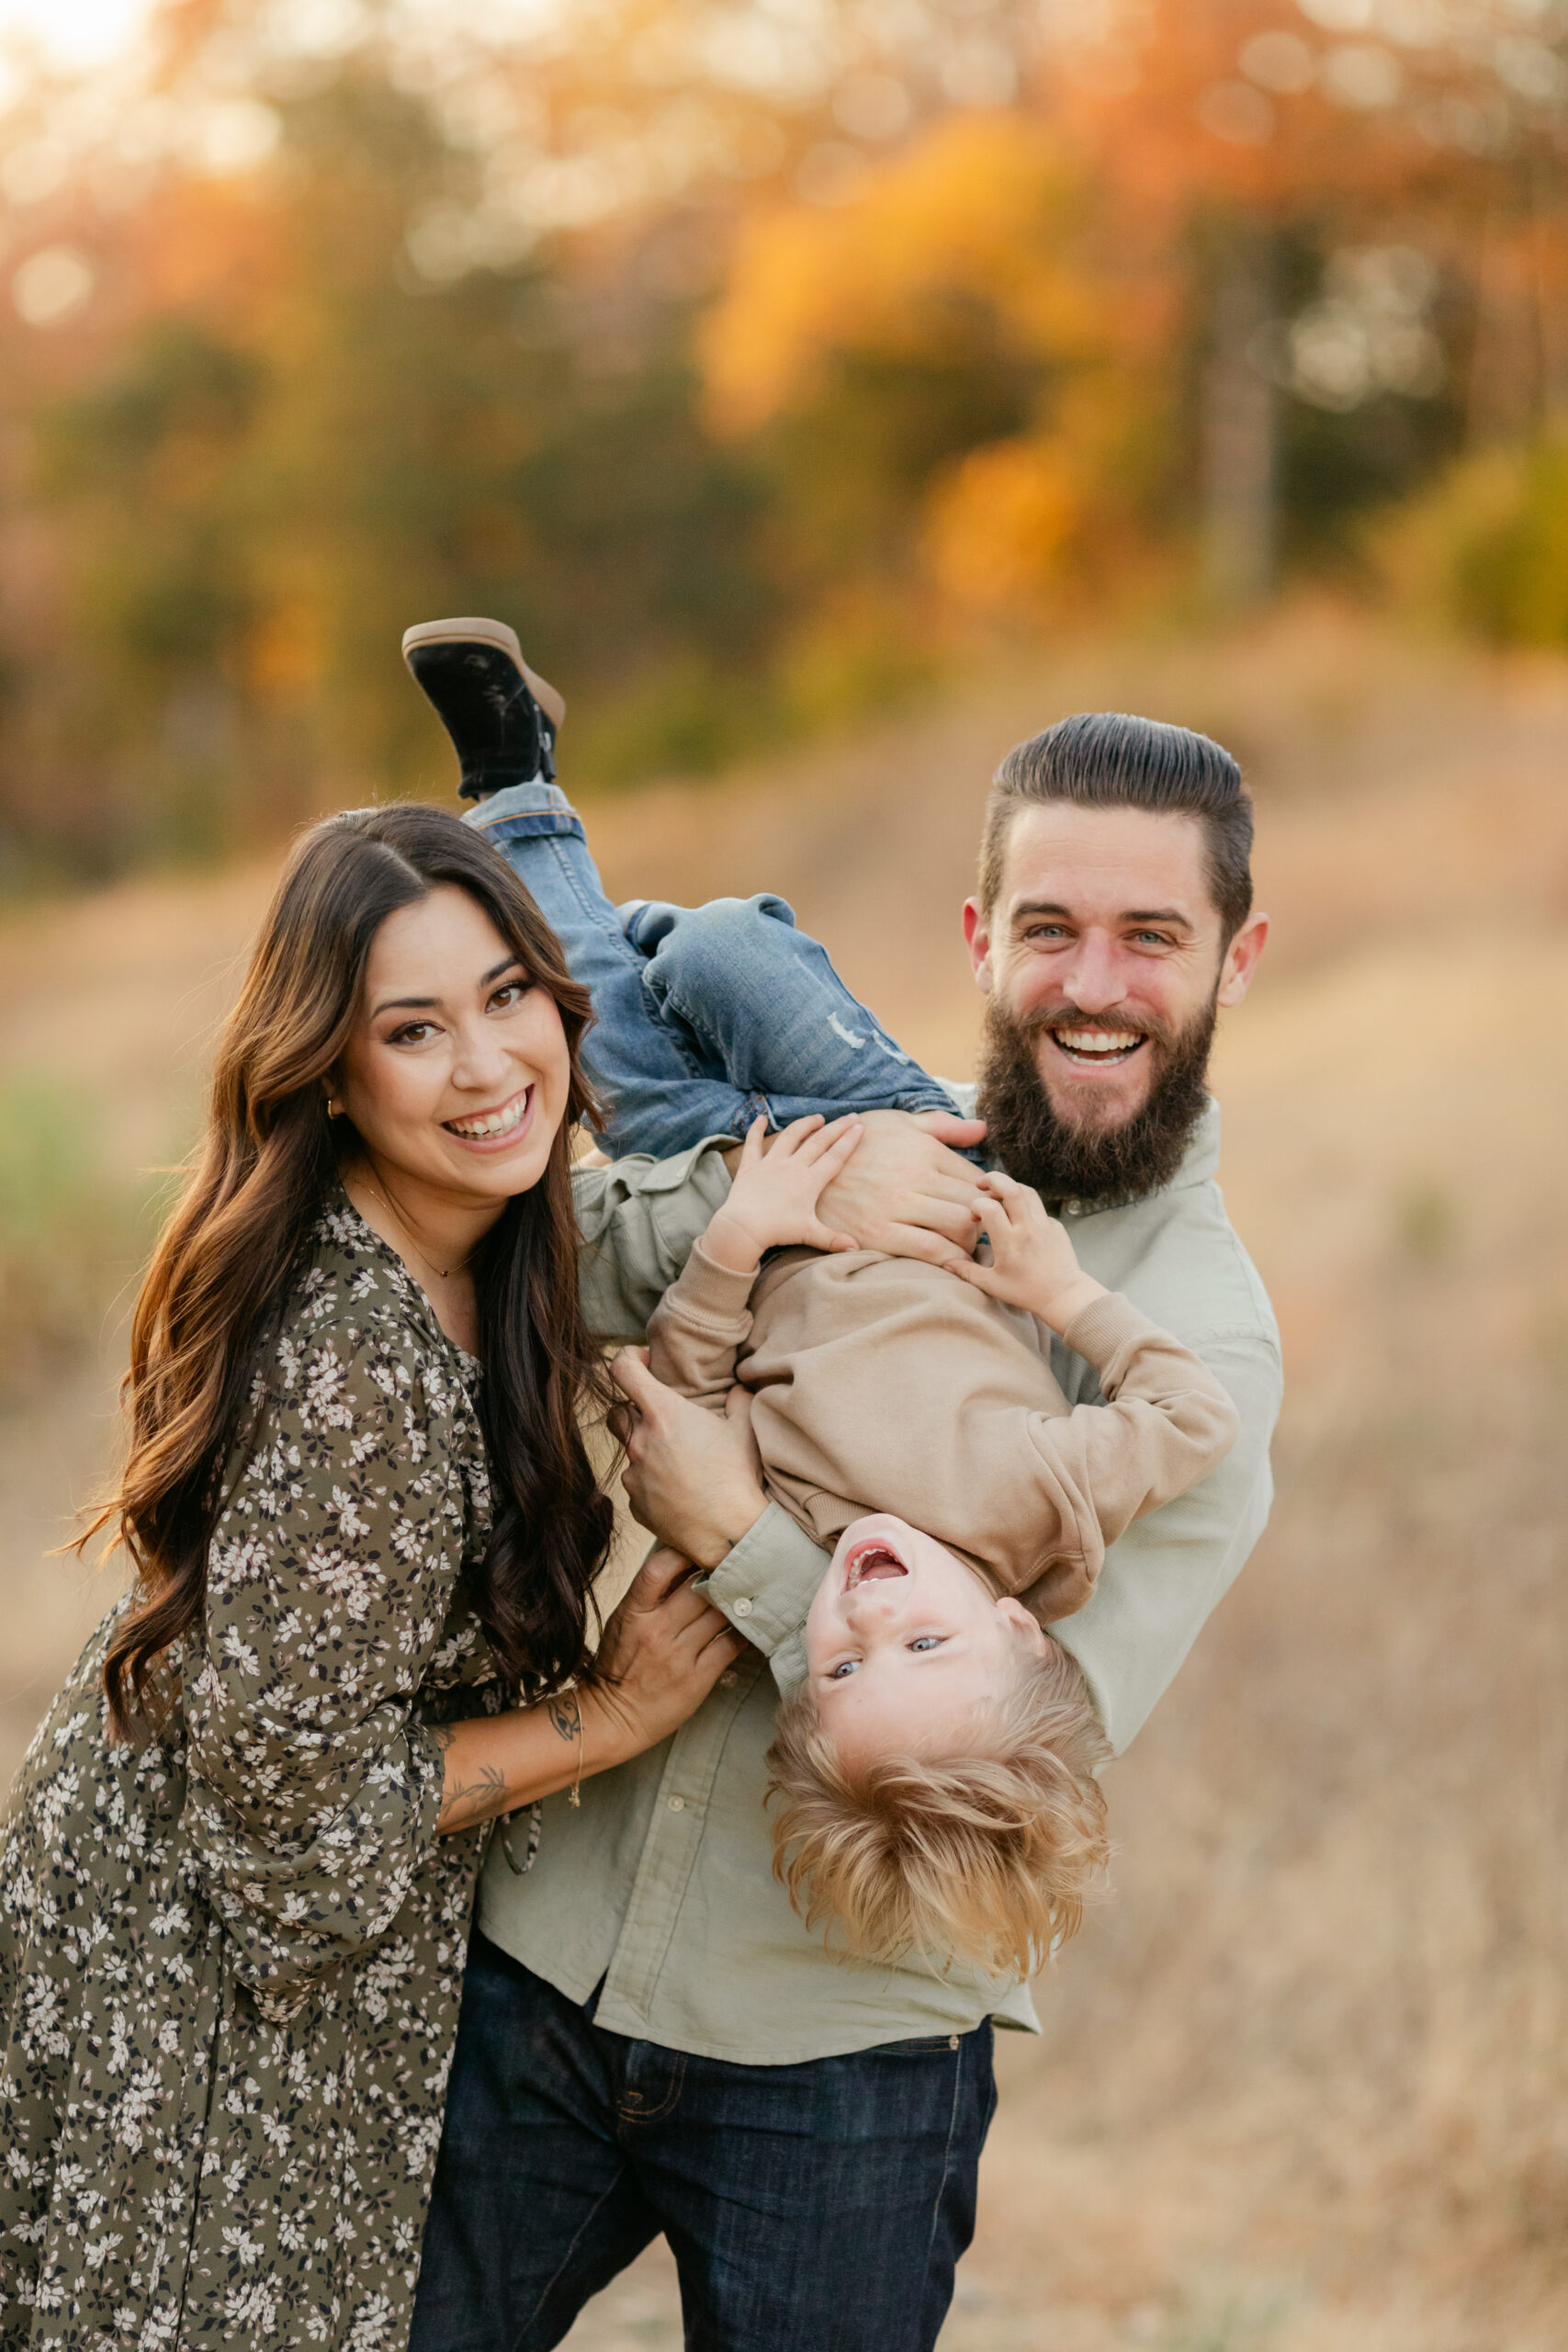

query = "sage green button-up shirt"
[[491, 1101, 1281, 2065]]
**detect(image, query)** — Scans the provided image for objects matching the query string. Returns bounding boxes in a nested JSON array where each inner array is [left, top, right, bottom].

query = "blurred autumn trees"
[[0, 0, 1565, 882]]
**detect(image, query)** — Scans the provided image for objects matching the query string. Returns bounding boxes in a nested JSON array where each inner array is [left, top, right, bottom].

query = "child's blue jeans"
[[467, 780, 965, 1161]]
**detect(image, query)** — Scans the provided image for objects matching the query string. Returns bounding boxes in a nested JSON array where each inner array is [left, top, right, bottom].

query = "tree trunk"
[[1201, 232, 1276, 608]]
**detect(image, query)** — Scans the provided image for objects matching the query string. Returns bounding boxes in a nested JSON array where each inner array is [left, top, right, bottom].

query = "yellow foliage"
[[701, 113, 1104, 435], [921, 435, 1085, 615], [244, 596, 326, 703]]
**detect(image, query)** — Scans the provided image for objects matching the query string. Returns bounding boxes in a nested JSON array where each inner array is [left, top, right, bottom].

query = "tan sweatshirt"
[[648, 1240, 1240, 1623]]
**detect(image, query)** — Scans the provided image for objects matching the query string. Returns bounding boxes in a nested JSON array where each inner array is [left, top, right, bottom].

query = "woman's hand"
[[813, 1108, 987, 1267], [704, 1114, 863, 1272], [943, 1169, 1106, 1332], [434, 1547, 742, 1834], [586, 1545, 749, 1760], [609, 1350, 768, 1570]]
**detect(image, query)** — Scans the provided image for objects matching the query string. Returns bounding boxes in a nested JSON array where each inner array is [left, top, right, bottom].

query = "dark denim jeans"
[[466, 780, 964, 1161], [409, 1934, 998, 2352]]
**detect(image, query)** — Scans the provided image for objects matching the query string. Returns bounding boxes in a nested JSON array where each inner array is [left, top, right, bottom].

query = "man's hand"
[[609, 1351, 769, 1570], [813, 1107, 987, 1267]]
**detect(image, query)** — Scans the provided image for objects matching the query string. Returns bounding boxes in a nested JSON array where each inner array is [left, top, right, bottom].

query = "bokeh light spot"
[[1240, 31, 1316, 95], [1197, 80, 1276, 143], [12, 245, 96, 327], [1320, 41, 1403, 107], [1297, 0, 1373, 29]]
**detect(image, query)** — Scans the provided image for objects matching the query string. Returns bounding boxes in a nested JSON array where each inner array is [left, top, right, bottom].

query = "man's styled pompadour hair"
[[765, 1643, 1111, 1979], [978, 711, 1255, 944]]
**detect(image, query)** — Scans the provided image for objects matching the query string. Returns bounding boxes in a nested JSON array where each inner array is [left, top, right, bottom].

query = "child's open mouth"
[[842, 1540, 908, 1592]]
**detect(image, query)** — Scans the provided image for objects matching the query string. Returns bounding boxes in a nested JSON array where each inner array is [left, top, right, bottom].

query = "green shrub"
[[1381, 427, 1568, 645], [570, 657, 771, 788], [0, 1078, 159, 1408]]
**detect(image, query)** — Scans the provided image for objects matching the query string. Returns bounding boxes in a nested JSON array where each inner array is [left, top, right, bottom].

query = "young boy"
[[403, 616, 1239, 1976]]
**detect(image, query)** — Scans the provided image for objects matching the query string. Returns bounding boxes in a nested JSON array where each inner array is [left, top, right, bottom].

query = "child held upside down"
[[404, 617, 1241, 1979]]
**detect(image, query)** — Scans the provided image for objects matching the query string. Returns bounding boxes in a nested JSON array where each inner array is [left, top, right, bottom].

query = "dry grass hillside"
[[2, 605, 1565, 2350]]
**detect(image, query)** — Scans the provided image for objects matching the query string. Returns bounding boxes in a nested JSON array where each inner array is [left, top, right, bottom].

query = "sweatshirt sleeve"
[[645, 1238, 758, 1411], [1003, 1291, 1239, 1621]]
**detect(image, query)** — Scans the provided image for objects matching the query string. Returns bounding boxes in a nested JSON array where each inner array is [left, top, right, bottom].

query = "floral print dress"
[[0, 1198, 511, 2351]]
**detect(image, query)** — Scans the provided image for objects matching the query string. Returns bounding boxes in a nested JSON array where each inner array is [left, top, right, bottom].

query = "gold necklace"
[[363, 1170, 475, 1283]]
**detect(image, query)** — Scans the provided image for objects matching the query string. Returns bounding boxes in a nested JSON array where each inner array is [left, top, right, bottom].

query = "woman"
[[0, 804, 743, 2349]]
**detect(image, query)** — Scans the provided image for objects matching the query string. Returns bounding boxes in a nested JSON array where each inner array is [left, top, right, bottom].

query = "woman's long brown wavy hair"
[[96, 802, 615, 1737]]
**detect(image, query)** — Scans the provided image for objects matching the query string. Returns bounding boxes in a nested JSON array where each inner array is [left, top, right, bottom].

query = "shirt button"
[[667, 1795, 685, 1813], [718, 1671, 739, 1689], [732, 1599, 753, 1618], [1063, 1200, 1081, 1216]]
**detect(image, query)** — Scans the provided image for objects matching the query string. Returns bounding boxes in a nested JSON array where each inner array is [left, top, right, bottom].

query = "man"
[[402, 628, 1280, 2352]]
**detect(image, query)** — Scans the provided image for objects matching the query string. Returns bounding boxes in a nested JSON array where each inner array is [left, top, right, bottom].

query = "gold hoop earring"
[[326, 1097, 343, 1119]]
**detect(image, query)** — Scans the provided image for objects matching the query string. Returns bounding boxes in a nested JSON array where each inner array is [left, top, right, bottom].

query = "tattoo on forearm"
[[437, 1763, 508, 1834], [431, 1724, 457, 1756], [548, 1697, 581, 1745]]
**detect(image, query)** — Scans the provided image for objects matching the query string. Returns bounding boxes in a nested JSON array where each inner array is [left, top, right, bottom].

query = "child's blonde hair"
[[765, 1641, 1111, 1978]]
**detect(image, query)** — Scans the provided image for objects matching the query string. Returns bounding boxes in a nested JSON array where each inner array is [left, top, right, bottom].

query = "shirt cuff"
[[768, 1628, 809, 1700], [696, 1502, 829, 1691]]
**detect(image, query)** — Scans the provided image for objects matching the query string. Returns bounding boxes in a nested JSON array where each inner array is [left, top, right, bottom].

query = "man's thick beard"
[[976, 992, 1218, 1204]]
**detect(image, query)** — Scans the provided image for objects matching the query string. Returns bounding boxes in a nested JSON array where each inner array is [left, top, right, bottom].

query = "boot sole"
[[400, 617, 567, 730]]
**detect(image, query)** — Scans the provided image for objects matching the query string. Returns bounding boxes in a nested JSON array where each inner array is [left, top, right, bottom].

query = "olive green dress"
[[0, 1198, 509, 2350]]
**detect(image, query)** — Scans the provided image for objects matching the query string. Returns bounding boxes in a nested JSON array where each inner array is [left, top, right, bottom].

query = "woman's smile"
[[443, 1084, 536, 1149]]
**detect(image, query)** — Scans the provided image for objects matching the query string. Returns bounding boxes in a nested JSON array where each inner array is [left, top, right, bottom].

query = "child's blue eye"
[[908, 1635, 944, 1653], [829, 1660, 859, 1679]]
